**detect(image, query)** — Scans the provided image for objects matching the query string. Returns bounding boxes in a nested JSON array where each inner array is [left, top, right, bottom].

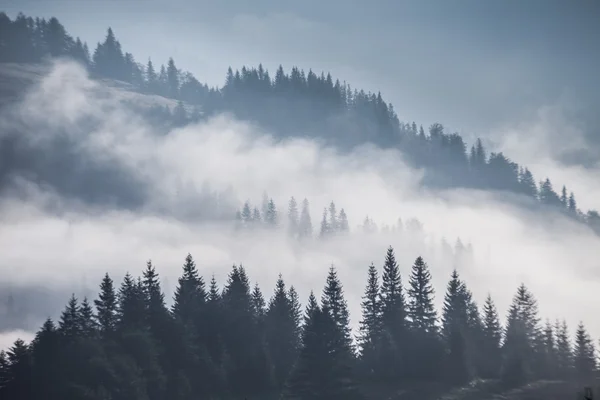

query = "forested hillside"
[[1, 12, 600, 234], [0, 249, 597, 399]]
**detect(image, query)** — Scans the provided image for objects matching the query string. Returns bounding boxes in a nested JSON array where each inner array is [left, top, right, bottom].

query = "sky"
[[2, 60, 600, 351], [3, 0, 600, 146]]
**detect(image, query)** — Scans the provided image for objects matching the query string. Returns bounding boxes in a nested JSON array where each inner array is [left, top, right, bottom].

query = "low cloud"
[[1, 60, 599, 349]]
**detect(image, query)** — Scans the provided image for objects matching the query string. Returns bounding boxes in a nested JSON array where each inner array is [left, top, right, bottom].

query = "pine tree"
[[560, 185, 568, 208], [481, 295, 502, 378], [94, 272, 117, 336], [298, 198, 313, 239], [241, 201, 252, 224], [1, 339, 33, 400], [288, 286, 303, 347], [379, 247, 406, 346], [265, 198, 278, 227], [441, 270, 468, 342], [251, 283, 267, 321], [172, 253, 206, 327], [304, 291, 319, 327], [59, 294, 81, 340], [555, 319, 573, 378], [338, 209, 349, 233], [266, 275, 298, 389], [358, 263, 382, 353], [288, 196, 299, 237], [574, 322, 596, 381], [328, 202, 338, 233], [283, 305, 363, 400], [501, 284, 541, 385], [321, 266, 353, 350], [117, 272, 147, 332], [407, 257, 437, 334], [319, 208, 329, 238], [78, 297, 98, 337], [568, 192, 577, 214]]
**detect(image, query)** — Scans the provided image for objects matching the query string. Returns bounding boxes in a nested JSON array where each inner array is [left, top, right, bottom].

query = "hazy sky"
[[4, 0, 600, 140]]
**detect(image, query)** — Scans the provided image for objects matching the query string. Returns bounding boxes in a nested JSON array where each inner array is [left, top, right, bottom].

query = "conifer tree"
[[94, 272, 117, 336], [59, 294, 81, 340], [266, 275, 298, 389], [251, 282, 267, 321], [407, 257, 437, 334], [321, 266, 353, 350], [78, 297, 98, 337], [252, 207, 262, 223], [501, 284, 541, 385], [288, 286, 303, 345], [574, 322, 596, 381], [172, 253, 206, 327], [265, 198, 278, 227], [555, 319, 573, 378], [283, 305, 362, 400], [338, 209, 350, 233], [1, 339, 33, 400], [117, 272, 147, 332], [481, 294, 502, 378], [441, 270, 468, 342], [298, 198, 313, 239], [319, 208, 329, 238], [328, 201, 338, 233], [288, 196, 299, 237], [359, 263, 382, 354], [379, 247, 406, 349]]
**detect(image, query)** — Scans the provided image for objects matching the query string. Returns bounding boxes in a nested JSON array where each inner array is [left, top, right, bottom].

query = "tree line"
[[1, 12, 599, 234], [0, 248, 596, 399]]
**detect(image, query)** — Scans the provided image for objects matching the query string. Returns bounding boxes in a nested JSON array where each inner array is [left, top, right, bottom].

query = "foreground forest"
[[0, 248, 597, 399], [1, 12, 600, 234]]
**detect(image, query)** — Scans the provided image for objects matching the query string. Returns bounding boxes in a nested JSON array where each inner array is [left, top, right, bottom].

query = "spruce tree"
[[288, 196, 299, 237], [283, 305, 362, 400], [288, 286, 303, 347], [266, 275, 298, 389], [1, 339, 33, 400], [265, 198, 278, 227], [298, 198, 313, 239], [321, 266, 353, 350], [338, 209, 350, 233], [379, 246, 407, 376], [59, 294, 81, 340], [78, 297, 98, 337], [574, 322, 596, 381], [328, 201, 338, 233], [407, 257, 437, 334], [117, 272, 147, 332], [319, 208, 329, 238], [481, 295, 502, 378], [555, 319, 573, 378], [172, 253, 206, 327], [358, 263, 382, 355], [251, 282, 267, 321], [94, 272, 117, 337]]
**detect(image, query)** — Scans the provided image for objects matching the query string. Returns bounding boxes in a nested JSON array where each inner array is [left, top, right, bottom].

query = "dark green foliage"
[[283, 305, 363, 400], [480, 295, 502, 378], [0, 252, 593, 399], [265, 275, 299, 389], [407, 257, 437, 334], [321, 266, 353, 351], [574, 322, 596, 381], [94, 273, 117, 336]]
